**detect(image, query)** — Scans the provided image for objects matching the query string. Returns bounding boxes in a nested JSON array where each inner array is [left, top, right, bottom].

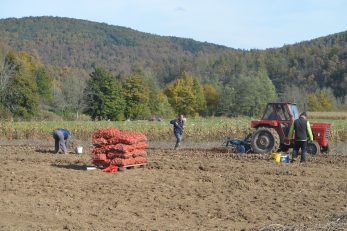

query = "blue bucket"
[[280, 155, 290, 163]]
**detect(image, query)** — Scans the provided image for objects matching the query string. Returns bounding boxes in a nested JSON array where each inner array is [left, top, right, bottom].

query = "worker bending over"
[[52, 128, 71, 154]]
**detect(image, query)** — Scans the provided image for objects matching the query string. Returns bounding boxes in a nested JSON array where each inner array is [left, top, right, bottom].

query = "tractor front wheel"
[[251, 127, 280, 154], [307, 141, 320, 155]]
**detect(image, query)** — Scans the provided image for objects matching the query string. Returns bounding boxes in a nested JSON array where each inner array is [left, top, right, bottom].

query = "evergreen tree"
[[35, 67, 52, 101], [143, 74, 165, 116], [192, 78, 206, 114], [157, 93, 175, 118], [84, 68, 125, 120], [216, 85, 236, 116]]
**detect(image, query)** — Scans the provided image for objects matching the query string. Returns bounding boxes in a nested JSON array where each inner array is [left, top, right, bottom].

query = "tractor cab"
[[262, 103, 298, 121]]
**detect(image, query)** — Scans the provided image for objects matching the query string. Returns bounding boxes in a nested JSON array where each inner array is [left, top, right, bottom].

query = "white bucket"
[[75, 146, 83, 154], [86, 167, 97, 171]]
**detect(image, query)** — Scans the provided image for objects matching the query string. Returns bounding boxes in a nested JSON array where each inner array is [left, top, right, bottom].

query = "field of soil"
[[0, 142, 346, 231]]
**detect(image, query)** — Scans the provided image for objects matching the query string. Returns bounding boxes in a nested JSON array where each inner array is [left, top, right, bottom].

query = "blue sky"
[[1, 0, 346, 49]]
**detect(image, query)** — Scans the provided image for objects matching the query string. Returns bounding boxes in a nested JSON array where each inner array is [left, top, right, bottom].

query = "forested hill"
[[0, 16, 231, 84], [0, 16, 346, 112]]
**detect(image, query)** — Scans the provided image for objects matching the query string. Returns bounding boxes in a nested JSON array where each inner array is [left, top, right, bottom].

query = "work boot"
[[290, 157, 297, 163], [291, 151, 298, 163], [174, 142, 180, 150]]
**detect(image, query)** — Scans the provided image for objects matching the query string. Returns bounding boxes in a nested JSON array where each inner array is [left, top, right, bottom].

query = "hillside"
[[0, 16, 346, 119], [0, 16, 232, 84]]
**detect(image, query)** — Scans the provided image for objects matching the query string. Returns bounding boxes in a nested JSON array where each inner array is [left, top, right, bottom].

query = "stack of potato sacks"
[[92, 128, 148, 169]]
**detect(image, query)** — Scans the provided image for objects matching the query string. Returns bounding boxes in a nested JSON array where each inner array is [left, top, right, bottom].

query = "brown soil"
[[0, 144, 346, 231]]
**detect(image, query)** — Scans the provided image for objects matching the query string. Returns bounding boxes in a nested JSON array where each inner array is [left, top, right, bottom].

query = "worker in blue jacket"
[[170, 115, 185, 149], [52, 128, 71, 154]]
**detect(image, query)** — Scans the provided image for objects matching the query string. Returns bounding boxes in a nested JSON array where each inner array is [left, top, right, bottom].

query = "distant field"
[[308, 111, 347, 120], [308, 111, 347, 142], [0, 115, 346, 142], [0, 117, 251, 142]]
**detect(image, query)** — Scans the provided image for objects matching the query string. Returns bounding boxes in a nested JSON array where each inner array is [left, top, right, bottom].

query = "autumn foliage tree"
[[123, 73, 151, 120], [308, 90, 334, 111], [203, 84, 219, 116], [164, 72, 206, 116], [2, 51, 40, 118]]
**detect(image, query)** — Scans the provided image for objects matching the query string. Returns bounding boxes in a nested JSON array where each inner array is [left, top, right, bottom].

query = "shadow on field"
[[51, 163, 88, 171], [35, 148, 56, 154]]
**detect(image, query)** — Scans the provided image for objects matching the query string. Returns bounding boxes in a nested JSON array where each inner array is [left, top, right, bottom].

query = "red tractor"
[[250, 102, 331, 155]]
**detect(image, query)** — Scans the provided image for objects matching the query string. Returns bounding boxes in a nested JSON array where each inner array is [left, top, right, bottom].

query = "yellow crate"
[[272, 152, 282, 163]]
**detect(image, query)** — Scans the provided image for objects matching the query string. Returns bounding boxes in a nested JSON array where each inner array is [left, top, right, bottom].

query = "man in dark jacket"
[[170, 115, 185, 149], [52, 128, 71, 154], [288, 112, 313, 163]]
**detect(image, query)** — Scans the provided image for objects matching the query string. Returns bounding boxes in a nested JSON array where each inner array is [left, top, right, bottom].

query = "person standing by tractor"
[[170, 115, 185, 149], [52, 128, 71, 154], [288, 112, 313, 163]]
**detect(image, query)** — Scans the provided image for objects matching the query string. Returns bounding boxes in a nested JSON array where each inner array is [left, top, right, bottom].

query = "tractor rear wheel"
[[251, 127, 280, 153], [307, 141, 320, 155]]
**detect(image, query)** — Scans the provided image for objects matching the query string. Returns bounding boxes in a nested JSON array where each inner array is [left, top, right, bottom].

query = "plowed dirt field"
[[0, 143, 346, 231]]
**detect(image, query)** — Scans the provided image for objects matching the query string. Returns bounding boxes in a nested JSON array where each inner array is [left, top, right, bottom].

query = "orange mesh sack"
[[107, 152, 133, 159], [106, 142, 148, 153], [92, 147, 107, 155], [92, 154, 110, 166], [92, 137, 109, 147], [108, 131, 147, 145], [110, 158, 136, 166], [91, 128, 148, 168], [92, 128, 120, 139], [102, 165, 118, 172], [92, 153, 107, 161], [106, 150, 148, 159]]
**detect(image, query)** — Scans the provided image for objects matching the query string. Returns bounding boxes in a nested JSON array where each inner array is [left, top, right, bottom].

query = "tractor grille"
[[325, 127, 331, 139]]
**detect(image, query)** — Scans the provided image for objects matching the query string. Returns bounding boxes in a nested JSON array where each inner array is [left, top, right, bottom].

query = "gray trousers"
[[53, 130, 68, 154], [174, 132, 182, 149]]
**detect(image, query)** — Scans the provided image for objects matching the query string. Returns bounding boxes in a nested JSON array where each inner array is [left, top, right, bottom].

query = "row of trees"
[[0, 51, 88, 120], [84, 68, 176, 120], [0, 50, 336, 121], [81, 68, 283, 119], [0, 17, 346, 105]]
